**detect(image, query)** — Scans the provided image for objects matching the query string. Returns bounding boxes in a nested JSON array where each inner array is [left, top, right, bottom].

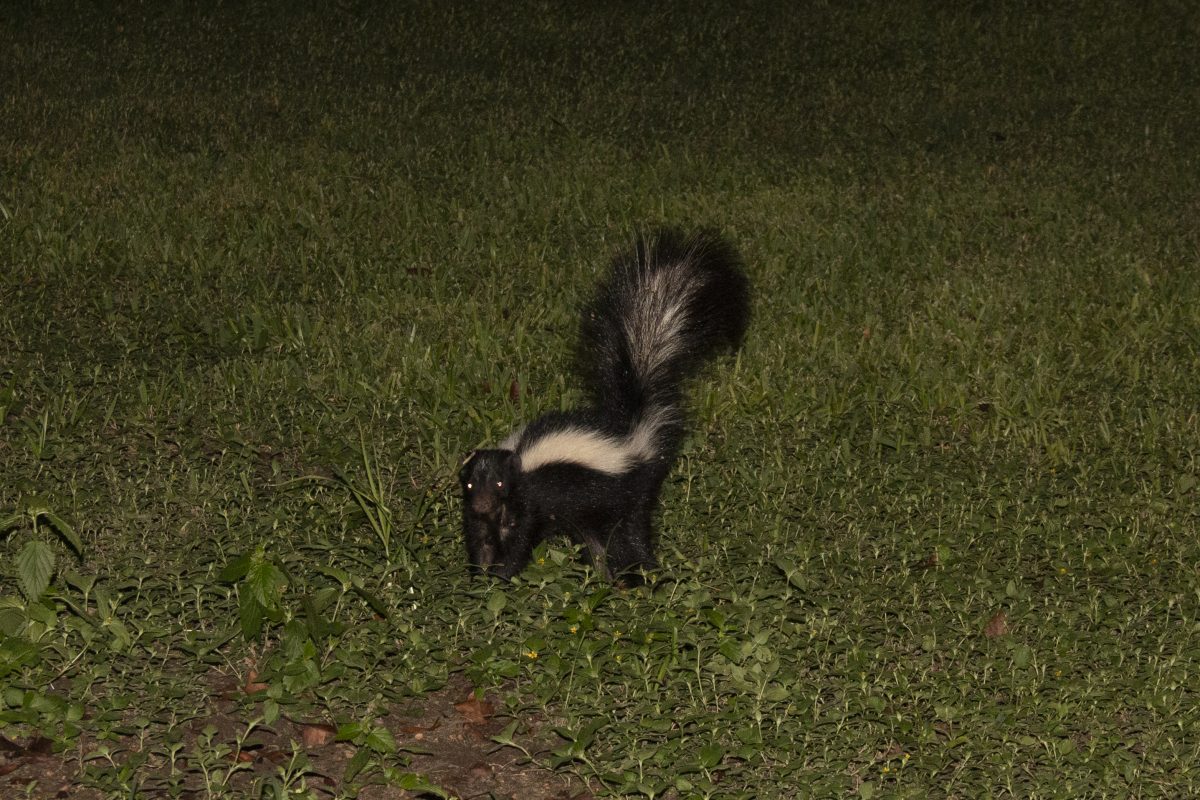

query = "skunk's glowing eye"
[[466, 483, 473, 490], [496, 481, 503, 488]]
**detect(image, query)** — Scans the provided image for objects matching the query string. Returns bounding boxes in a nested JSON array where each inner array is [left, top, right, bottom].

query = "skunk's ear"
[[458, 451, 477, 480]]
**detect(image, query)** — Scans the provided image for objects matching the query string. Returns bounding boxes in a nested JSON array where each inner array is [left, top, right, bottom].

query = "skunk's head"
[[460, 449, 520, 576], [459, 449, 519, 519]]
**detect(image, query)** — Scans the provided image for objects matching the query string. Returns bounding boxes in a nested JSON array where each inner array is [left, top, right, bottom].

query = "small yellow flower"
[[1058, 567, 1067, 574], [525, 649, 539, 660], [569, 625, 579, 634], [537, 557, 546, 565]]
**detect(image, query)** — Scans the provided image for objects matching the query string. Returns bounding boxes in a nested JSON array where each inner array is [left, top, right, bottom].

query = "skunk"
[[459, 229, 750, 583]]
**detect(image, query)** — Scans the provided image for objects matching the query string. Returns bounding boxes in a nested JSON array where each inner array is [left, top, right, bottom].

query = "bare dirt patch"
[[3, 676, 592, 799]]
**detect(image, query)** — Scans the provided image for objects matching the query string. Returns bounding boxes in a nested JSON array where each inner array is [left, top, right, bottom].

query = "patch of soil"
[[358, 676, 593, 800], [1, 734, 104, 800], [3, 676, 592, 799]]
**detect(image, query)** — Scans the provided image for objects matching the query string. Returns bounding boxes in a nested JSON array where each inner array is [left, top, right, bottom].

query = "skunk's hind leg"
[[580, 536, 610, 580], [602, 514, 657, 587], [576, 520, 652, 584]]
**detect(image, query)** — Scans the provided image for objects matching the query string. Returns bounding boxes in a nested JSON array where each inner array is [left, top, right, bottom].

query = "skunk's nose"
[[471, 492, 499, 516]]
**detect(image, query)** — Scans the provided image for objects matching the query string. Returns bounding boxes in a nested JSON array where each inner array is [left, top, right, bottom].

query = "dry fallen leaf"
[[398, 720, 438, 736], [984, 610, 1008, 638], [261, 749, 290, 764], [454, 694, 495, 726], [300, 723, 337, 748], [244, 670, 269, 694]]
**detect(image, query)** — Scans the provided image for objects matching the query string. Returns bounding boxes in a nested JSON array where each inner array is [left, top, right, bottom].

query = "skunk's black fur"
[[460, 229, 750, 583]]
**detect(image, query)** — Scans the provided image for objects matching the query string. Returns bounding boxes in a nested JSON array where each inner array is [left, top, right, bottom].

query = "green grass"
[[2, 1, 1199, 797]]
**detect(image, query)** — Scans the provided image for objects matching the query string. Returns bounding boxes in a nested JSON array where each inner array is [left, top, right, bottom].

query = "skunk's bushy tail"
[[578, 229, 751, 455]]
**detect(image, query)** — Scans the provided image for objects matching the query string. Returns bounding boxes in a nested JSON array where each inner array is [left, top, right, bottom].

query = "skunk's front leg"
[[464, 512, 501, 575], [495, 507, 541, 580]]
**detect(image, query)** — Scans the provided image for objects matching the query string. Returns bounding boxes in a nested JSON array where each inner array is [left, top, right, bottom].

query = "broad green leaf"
[[61, 571, 96, 595], [313, 564, 351, 587], [335, 722, 365, 742], [24, 600, 56, 626], [0, 387, 13, 423], [0, 606, 25, 636], [29, 691, 68, 717], [106, 620, 133, 652], [364, 726, 397, 754], [306, 586, 340, 613], [238, 592, 265, 639], [394, 773, 448, 796], [352, 586, 389, 618], [491, 720, 521, 747], [41, 510, 83, 558], [0, 638, 40, 681], [1012, 644, 1032, 669], [218, 553, 253, 583], [16, 539, 54, 601], [699, 744, 725, 769], [718, 638, 742, 662], [343, 747, 370, 782], [246, 560, 288, 610], [486, 591, 508, 616]]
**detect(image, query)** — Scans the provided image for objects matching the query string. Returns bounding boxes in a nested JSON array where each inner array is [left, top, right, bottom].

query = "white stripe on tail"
[[623, 241, 699, 382]]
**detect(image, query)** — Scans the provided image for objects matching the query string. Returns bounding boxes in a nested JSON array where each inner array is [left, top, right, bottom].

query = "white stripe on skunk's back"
[[518, 428, 643, 474], [516, 410, 671, 475]]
